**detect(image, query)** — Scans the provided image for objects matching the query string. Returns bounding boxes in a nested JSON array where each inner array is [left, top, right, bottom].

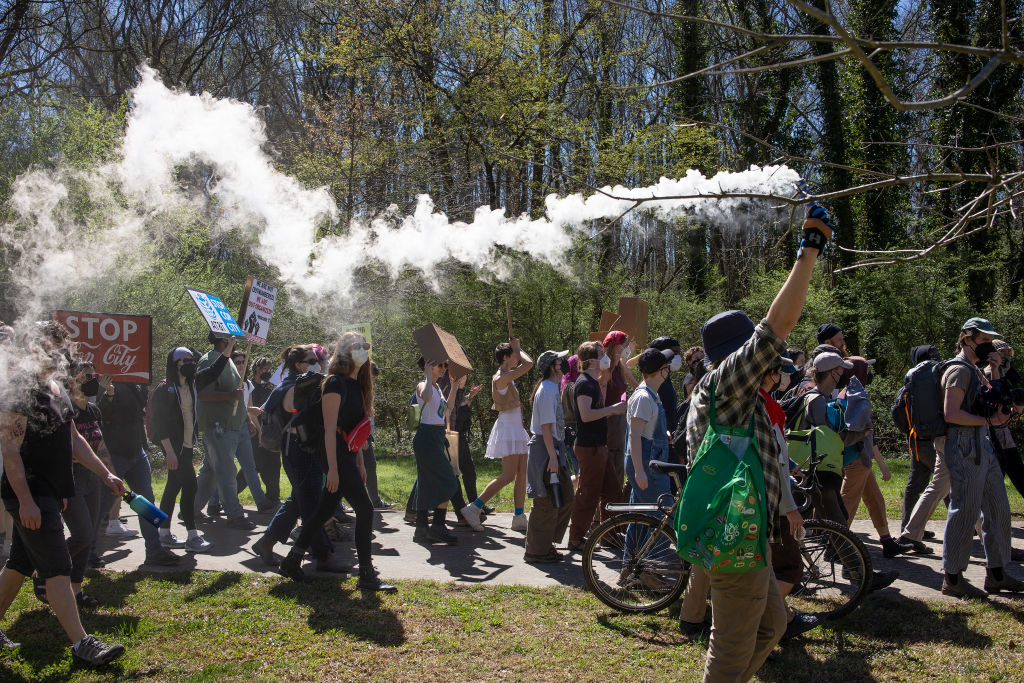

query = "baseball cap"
[[649, 336, 680, 351], [638, 348, 673, 374], [536, 349, 569, 376], [962, 317, 1002, 338], [603, 331, 627, 348], [811, 352, 853, 372]]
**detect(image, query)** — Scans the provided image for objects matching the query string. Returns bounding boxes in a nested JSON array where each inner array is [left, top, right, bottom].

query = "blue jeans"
[[263, 437, 331, 559], [195, 427, 247, 520], [112, 450, 162, 551], [209, 428, 268, 509]]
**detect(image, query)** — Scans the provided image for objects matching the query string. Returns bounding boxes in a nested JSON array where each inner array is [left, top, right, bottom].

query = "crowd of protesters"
[[1, 200, 1024, 679]]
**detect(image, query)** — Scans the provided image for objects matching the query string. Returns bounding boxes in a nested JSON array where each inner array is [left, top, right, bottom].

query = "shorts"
[[4, 496, 73, 580]]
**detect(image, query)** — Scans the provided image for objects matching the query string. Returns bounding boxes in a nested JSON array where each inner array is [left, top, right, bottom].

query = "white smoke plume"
[[1, 65, 803, 361]]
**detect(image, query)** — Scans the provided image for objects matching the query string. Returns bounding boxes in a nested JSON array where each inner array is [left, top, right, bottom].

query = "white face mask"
[[670, 356, 682, 372], [351, 348, 369, 367], [620, 347, 630, 360], [599, 355, 611, 370]]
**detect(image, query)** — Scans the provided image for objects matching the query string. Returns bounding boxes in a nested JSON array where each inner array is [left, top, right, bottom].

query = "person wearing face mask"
[[986, 341, 1024, 499], [523, 350, 574, 563], [463, 338, 534, 533], [149, 346, 230, 554], [646, 338, 682, 422], [279, 333, 395, 591], [567, 341, 627, 552], [235, 357, 282, 506], [602, 331, 639, 497], [939, 319, 1023, 597], [682, 346, 705, 401], [625, 348, 676, 508], [899, 344, 943, 535]]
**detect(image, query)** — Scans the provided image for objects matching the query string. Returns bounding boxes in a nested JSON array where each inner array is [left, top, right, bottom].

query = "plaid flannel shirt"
[[685, 319, 785, 540]]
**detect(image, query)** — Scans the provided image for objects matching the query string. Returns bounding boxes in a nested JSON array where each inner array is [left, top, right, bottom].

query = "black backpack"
[[891, 358, 975, 440], [289, 371, 328, 451], [780, 388, 819, 431]]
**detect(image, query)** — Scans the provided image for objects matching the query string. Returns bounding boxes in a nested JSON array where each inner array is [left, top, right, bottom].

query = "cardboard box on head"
[[413, 323, 473, 380]]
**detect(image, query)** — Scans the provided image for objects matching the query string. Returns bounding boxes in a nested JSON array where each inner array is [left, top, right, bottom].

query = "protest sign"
[[413, 323, 472, 380], [238, 277, 278, 345], [54, 311, 152, 383], [185, 287, 245, 339]]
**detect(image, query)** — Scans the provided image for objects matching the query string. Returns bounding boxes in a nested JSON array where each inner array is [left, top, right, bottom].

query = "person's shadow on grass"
[[268, 579, 405, 645]]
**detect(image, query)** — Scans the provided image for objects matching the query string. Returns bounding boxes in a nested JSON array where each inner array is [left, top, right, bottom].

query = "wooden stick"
[[506, 297, 514, 340]]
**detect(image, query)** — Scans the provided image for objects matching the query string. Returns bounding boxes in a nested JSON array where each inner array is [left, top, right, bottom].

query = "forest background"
[[1, 0, 1023, 453]]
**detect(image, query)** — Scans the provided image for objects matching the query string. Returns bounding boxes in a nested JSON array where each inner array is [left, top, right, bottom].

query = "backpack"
[[289, 371, 328, 451], [144, 379, 166, 444], [258, 397, 286, 451], [780, 388, 819, 431], [895, 358, 975, 440]]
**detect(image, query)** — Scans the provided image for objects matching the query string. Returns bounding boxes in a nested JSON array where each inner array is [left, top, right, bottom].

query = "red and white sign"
[[53, 311, 152, 384], [238, 277, 278, 346]]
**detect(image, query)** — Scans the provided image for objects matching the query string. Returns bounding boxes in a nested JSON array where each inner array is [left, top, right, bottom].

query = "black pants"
[[457, 429, 478, 503], [363, 437, 382, 505], [993, 442, 1024, 499], [901, 435, 936, 530], [812, 472, 847, 526], [237, 436, 282, 501], [295, 451, 373, 571], [160, 447, 199, 529], [65, 464, 102, 583]]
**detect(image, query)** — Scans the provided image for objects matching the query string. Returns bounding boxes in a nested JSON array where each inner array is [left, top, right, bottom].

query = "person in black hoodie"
[[899, 344, 941, 533], [149, 344, 233, 554]]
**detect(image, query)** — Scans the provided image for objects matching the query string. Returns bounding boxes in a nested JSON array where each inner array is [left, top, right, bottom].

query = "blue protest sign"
[[185, 287, 245, 338]]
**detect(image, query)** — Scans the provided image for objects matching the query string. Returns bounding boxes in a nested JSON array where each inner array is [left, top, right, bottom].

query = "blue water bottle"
[[124, 490, 168, 527]]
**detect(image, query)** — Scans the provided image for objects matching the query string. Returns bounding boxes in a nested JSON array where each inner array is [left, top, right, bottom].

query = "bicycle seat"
[[650, 460, 687, 475]]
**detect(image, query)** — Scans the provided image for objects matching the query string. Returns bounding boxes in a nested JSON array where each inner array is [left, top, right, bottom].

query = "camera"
[[973, 379, 1024, 418]]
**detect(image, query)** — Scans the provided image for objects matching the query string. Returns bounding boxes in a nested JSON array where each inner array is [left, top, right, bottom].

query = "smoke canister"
[[124, 491, 168, 527]]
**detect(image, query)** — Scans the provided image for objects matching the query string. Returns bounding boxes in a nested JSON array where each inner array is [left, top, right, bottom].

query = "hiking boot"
[[431, 524, 458, 544], [511, 513, 529, 532], [524, 552, 561, 564], [225, 516, 256, 531], [942, 573, 985, 599], [882, 536, 914, 558], [414, 526, 457, 546], [252, 537, 279, 566], [71, 634, 125, 666], [184, 535, 212, 553], [0, 629, 20, 650], [870, 569, 899, 591], [679, 619, 710, 643], [782, 611, 820, 640], [145, 547, 181, 567], [984, 572, 1024, 594], [898, 535, 933, 555], [459, 504, 485, 531], [279, 553, 310, 583]]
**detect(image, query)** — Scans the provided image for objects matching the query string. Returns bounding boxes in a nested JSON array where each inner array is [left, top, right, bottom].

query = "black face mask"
[[973, 341, 997, 368], [181, 363, 197, 381], [80, 377, 100, 397], [864, 370, 874, 386], [260, 371, 272, 382], [558, 358, 570, 375]]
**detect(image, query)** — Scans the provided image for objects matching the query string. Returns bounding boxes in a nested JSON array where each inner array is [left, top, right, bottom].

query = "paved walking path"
[[97, 509, 1024, 603]]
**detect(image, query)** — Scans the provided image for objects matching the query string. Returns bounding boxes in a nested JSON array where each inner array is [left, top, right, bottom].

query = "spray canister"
[[549, 471, 564, 509], [124, 491, 168, 527]]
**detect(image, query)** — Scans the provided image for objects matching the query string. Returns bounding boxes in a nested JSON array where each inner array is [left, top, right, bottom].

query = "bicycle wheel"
[[789, 518, 872, 620], [581, 512, 689, 613]]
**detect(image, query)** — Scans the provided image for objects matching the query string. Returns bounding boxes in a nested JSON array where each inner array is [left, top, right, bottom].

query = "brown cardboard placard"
[[617, 297, 650, 347], [413, 323, 473, 380]]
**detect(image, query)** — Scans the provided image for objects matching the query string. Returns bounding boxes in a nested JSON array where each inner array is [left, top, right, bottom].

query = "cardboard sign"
[[413, 323, 472, 380], [617, 297, 650, 347], [238, 277, 278, 346], [54, 311, 152, 384], [185, 287, 245, 339]]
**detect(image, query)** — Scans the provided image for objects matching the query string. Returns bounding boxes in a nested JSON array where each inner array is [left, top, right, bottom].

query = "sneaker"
[[106, 520, 138, 538], [511, 513, 529, 532], [882, 536, 914, 558], [942, 573, 986, 599], [898, 535, 933, 555], [373, 500, 395, 511], [870, 569, 899, 591], [0, 628, 20, 650], [144, 547, 181, 567], [71, 634, 125, 666], [279, 553, 310, 583], [984, 572, 1024, 594], [252, 537, 279, 566], [357, 573, 398, 593], [782, 611, 820, 640], [225, 516, 257, 531], [158, 533, 187, 549], [459, 504, 485, 531], [679, 619, 710, 643], [257, 499, 280, 514], [184, 535, 212, 553]]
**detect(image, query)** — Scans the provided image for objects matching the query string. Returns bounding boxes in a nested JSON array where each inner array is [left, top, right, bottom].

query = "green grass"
[[0, 572, 1022, 682]]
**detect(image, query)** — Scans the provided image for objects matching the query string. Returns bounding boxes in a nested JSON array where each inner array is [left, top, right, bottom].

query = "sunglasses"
[[299, 357, 317, 364], [351, 342, 371, 351]]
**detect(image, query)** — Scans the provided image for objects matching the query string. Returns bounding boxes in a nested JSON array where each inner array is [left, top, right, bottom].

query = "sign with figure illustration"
[[53, 311, 152, 383], [238, 277, 278, 345]]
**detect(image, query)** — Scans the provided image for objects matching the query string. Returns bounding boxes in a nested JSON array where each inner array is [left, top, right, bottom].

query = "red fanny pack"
[[340, 418, 372, 453]]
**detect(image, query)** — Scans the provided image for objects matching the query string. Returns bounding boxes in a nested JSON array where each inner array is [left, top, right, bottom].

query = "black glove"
[[799, 202, 831, 259]]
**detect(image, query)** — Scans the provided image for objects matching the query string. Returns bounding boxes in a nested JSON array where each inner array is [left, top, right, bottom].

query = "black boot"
[[279, 549, 310, 583], [413, 511, 434, 544], [357, 565, 397, 593], [431, 508, 457, 545]]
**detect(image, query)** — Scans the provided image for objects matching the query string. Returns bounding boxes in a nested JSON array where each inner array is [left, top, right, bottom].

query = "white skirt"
[[485, 408, 530, 459]]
